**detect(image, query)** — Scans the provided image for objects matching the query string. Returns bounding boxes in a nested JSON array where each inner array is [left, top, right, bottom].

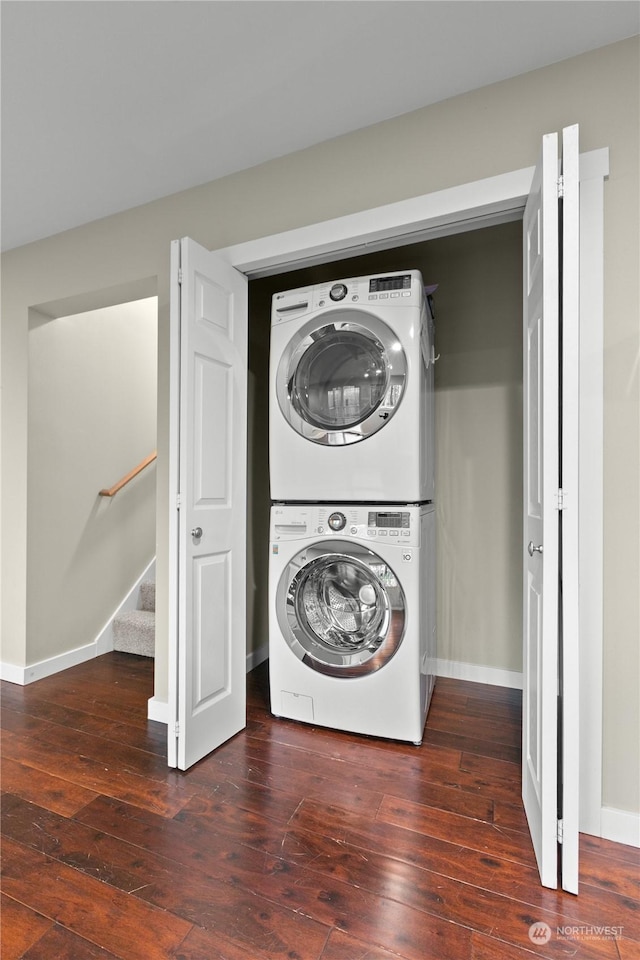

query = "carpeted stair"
[[113, 578, 155, 657]]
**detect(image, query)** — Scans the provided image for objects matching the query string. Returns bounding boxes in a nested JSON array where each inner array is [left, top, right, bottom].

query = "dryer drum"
[[279, 543, 407, 678], [290, 331, 388, 430]]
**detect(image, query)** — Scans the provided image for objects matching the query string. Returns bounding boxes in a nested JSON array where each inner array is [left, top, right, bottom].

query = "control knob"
[[329, 283, 348, 301], [327, 511, 347, 531]]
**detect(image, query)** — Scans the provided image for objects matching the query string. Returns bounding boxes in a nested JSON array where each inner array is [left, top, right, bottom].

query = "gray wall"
[[2, 38, 638, 817]]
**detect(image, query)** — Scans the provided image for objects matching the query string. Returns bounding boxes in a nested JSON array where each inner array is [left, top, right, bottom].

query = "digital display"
[[368, 511, 410, 528], [369, 274, 412, 293]]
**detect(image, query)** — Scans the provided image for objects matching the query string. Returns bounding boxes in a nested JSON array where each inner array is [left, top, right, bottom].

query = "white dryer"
[[269, 502, 436, 743], [269, 270, 435, 503]]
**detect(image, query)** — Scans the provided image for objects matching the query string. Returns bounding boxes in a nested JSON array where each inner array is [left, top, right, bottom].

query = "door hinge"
[[556, 488, 565, 511], [177, 268, 183, 284], [174, 721, 180, 738], [176, 494, 182, 510], [557, 175, 565, 198], [557, 819, 564, 843]]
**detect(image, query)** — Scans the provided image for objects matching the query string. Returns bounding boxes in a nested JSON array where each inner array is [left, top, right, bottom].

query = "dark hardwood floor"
[[1, 653, 638, 959]]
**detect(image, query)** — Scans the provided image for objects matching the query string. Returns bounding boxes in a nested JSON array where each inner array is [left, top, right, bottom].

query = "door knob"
[[528, 541, 543, 557], [191, 527, 203, 539]]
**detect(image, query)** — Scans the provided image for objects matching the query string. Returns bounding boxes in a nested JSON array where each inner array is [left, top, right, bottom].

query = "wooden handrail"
[[99, 451, 157, 497]]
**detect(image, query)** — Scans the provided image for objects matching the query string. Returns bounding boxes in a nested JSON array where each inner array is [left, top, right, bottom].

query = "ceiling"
[[2, 1, 638, 252]]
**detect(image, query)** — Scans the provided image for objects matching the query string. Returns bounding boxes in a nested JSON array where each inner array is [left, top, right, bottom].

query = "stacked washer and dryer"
[[268, 270, 436, 744]]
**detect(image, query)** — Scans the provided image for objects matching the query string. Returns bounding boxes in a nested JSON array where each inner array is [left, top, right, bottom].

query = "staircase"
[[113, 578, 155, 658]]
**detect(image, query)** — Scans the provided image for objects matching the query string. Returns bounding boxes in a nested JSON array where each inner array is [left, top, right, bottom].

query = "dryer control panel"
[[272, 269, 424, 323]]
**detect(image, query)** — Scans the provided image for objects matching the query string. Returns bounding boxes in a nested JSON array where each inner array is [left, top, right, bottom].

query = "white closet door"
[[560, 123, 580, 895], [522, 126, 581, 892], [168, 237, 248, 770], [522, 131, 561, 890]]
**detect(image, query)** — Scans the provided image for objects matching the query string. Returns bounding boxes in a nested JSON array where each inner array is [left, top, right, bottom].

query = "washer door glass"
[[276, 310, 407, 445], [278, 541, 406, 677]]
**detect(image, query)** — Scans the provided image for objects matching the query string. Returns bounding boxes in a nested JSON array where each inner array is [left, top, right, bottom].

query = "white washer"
[[269, 502, 436, 743], [269, 270, 435, 503]]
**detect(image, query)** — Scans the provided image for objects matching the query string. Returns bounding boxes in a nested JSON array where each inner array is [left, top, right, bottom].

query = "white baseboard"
[[0, 661, 27, 684], [1, 557, 156, 685], [600, 806, 640, 847], [246, 642, 269, 672], [435, 658, 523, 689], [2, 641, 99, 685], [147, 695, 169, 724]]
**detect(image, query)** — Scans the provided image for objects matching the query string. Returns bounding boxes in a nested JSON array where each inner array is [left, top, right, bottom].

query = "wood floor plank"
[[21, 925, 123, 960], [578, 848, 640, 901], [0, 837, 192, 960], [171, 922, 328, 960], [493, 798, 531, 833], [0, 756, 99, 816], [187, 738, 385, 816], [377, 793, 537, 866], [1, 675, 150, 727], [580, 834, 640, 868], [1, 704, 171, 782], [459, 750, 523, 782], [1, 728, 195, 817], [194, 732, 497, 821], [422, 725, 521, 763], [435, 676, 523, 705], [174, 775, 304, 824], [0, 683, 166, 756], [320, 928, 413, 960], [0, 893, 53, 960], [470, 930, 544, 958], [426, 703, 522, 747], [617, 936, 640, 959]]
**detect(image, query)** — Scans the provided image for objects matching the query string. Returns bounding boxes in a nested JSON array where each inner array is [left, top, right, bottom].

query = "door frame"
[[206, 148, 608, 836]]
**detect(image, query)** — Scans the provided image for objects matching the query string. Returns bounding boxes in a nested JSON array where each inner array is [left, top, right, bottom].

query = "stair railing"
[[99, 451, 157, 497]]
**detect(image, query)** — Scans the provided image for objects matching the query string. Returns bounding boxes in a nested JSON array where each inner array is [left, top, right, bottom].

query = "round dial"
[[329, 283, 348, 301], [327, 511, 347, 531]]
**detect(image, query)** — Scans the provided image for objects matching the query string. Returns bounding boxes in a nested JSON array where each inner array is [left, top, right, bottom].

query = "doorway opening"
[[26, 280, 158, 680]]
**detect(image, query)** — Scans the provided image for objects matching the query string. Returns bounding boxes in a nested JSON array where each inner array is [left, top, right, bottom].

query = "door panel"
[[522, 131, 560, 890], [560, 123, 580, 895], [168, 237, 248, 771], [522, 125, 581, 892]]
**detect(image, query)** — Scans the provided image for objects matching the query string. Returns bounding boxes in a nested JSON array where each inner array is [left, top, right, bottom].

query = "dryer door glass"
[[292, 329, 387, 430], [277, 311, 407, 445], [278, 541, 406, 677]]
